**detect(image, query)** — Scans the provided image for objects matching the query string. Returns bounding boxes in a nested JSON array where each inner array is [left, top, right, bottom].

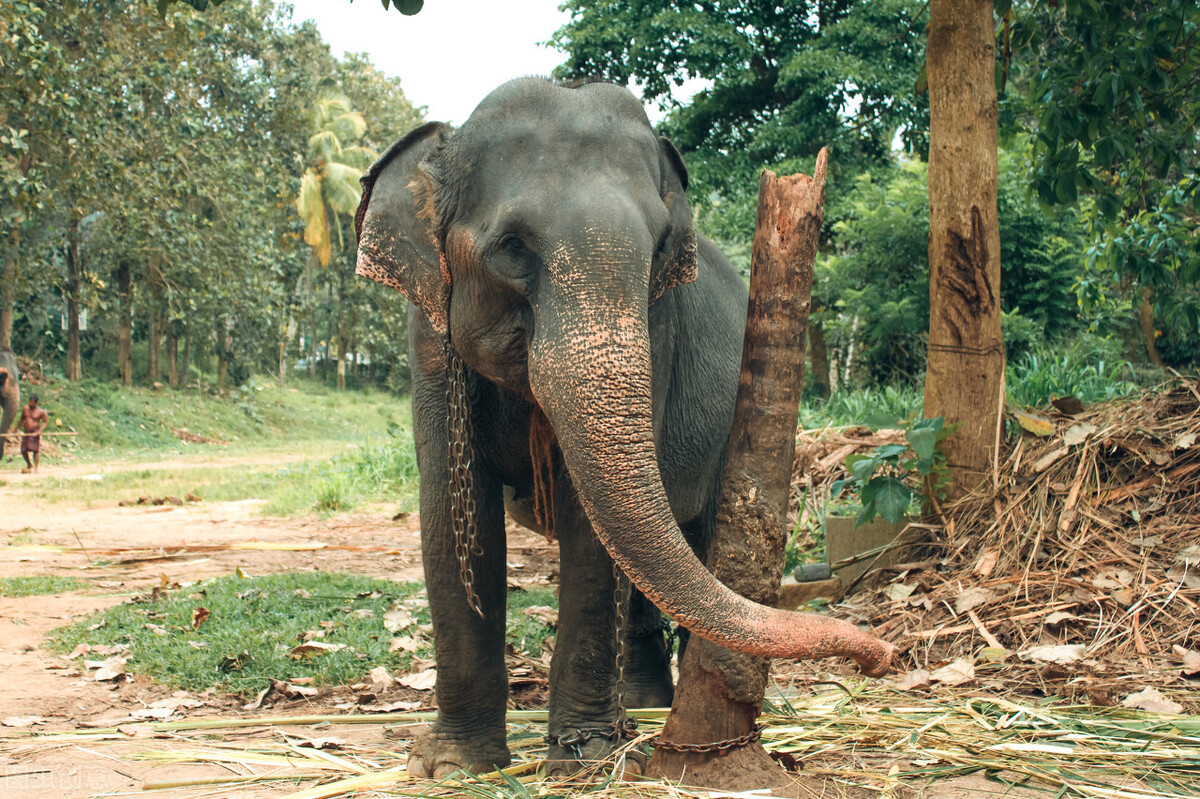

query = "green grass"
[[0, 575, 87, 596], [49, 572, 557, 696], [1006, 344, 1141, 407], [801, 384, 924, 429]]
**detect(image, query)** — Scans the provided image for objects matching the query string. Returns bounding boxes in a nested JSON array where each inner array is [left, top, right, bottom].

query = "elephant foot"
[[545, 724, 646, 778], [406, 727, 511, 778]]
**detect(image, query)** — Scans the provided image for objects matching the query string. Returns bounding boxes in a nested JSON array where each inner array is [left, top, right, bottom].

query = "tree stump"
[[647, 151, 832, 787]]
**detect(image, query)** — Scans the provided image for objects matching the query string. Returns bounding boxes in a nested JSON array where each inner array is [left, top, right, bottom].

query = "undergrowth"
[[0, 575, 87, 596]]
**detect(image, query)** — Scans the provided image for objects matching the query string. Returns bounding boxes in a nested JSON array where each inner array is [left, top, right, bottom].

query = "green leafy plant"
[[831, 416, 955, 525]]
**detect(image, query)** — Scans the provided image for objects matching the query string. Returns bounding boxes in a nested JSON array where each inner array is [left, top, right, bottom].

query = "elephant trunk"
[[527, 294, 894, 676]]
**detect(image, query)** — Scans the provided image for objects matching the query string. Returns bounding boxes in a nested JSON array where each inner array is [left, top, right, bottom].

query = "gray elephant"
[[0, 347, 18, 461], [355, 78, 890, 778]]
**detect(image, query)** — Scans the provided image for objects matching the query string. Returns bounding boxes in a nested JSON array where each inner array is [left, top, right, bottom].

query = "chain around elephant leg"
[[445, 341, 484, 617]]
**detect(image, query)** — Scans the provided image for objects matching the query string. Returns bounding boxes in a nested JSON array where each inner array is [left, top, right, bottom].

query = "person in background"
[[18, 394, 49, 473]]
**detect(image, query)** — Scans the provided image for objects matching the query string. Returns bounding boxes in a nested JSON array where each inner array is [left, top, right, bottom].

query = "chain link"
[[653, 724, 765, 754], [612, 561, 640, 741], [445, 341, 484, 618]]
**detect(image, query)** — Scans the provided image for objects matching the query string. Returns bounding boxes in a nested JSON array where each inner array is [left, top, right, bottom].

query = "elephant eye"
[[500, 234, 527, 257]]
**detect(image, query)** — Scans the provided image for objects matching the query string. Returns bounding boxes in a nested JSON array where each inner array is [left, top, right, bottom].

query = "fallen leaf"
[[1093, 569, 1135, 590], [1032, 446, 1069, 473], [359, 700, 422, 713], [953, 587, 993, 614], [884, 582, 916, 602], [243, 685, 271, 710], [1043, 611, 1079, 626], [1174, 432, 1197, 450], [66, 643, 91, 660], [980, 647, 1010, 663], [389, 636, 421, 653], [930, 658, 975, 687], [383, 604, 414, 632], [290, 641, 348, 658], [368, 666, 396, 692], [890, 669, 930, 691], [1014, 410, 1055, 437], [273, 680, 319, 699], [1062, 422, 1098, 447], [398, 669, 437, 691], [973, 547, 1000, 578], [1173, 646, 1200, 677], [1019, 644, 1086, 665], [522, 605, 559, 626], [1050, 395, 1085, 415], [1121, 687, 1183, 715], [191, 607, 211, 628], [93, 656, 129, 682], [294, 736, 347, 750]]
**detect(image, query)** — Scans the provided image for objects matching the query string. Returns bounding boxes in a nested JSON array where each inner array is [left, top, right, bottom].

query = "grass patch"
[[0, 575, 87, 597], [801, 384, 924, 429], [50, 571, 557, 696]]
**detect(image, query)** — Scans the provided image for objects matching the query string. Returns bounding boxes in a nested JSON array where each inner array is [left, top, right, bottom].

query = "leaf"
[[389, 636, 421, 653], [1032, 446, 1069, 473], [973, 547, 1000, 578], [2, 716, 47, 728], [273, 680, 319, 699], [1173, 646, 1200, 677], [930, 657, 975, 687], [890, 669, 930, 691], [1121, 687, 1183, 715], [1174, 432, 1197, 450], [1014, 410, 1055, 437], [1018, 644, 1086, 665], [191, 606, 211, 628], [1062, 422, 1097, 447], [884, 582, 916, 602], [953, 587, 993, 614], [871, 477, 912, 524], [93, 656, 129, 682], [522, 605, 559, 626], [393, 0, 424, 14], [290, 641, 348, 658], [905, 425, 936, 462], [1051, 395, 1085, 415], [398, 669, 437, 690], [383, 604, 414, 632]]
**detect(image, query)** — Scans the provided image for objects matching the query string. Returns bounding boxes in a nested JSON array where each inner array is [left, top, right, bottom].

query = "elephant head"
[[356, 79, 890, 674]]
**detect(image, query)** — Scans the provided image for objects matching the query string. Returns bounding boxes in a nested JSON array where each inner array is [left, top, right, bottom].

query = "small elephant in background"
[[0, 347, 18, 461], [355, 78, 866, 778]]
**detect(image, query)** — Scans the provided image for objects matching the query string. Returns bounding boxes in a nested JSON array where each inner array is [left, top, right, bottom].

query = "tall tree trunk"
[[923, 0, 1004, 498], [809, 319, 831, 399], [147, 310, 160, 384], [65, 216, 83, 380], [216, 322, 228, 391], [648, 156, 857, 786], [1137, 288, 1167, 369], [180, 333, 191, 388], [167, 322, 178, 388], [116, 260, 133, 386], [0, 230, 19, 352]]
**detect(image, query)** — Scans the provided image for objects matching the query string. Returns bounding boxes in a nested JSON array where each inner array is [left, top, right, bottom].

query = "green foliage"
[[801, 384, 924, 430], [0, 575, 86, 597], [1006, 340, 1141, 408], [1008, 0, 1200, 367], [830, 417, 954, 525]]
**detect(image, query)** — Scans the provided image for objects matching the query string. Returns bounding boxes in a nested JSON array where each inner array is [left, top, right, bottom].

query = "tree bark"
[[180, 333, 191, 389], [147, 310, 160, 384], [923, 0, 1005, 498], [809, 319, 831, 399], [648, 155, 838, 787], [166, 322, 178, 388], [116, 260, 133, 386], [1137, 288, 1167, 369], [65, 216, 83, 381], [1, 230, 19, 352], [216, 321, 228, 391]]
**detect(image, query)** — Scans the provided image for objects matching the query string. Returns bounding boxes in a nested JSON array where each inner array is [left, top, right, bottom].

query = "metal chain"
[[653, 724, 765, 754], [445, 341, 484, 618], [612, 560, 634, 737]]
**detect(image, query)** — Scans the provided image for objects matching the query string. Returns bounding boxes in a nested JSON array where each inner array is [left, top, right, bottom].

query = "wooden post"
[[648, 152, 839, 787]]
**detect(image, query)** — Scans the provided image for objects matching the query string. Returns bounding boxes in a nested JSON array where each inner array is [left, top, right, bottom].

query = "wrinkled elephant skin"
[[0, 348, 18, 461], [355, 79, 890, 777]]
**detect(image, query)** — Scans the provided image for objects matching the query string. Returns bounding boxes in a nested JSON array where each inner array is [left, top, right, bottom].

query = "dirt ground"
[[0, 456, 1053, 798]]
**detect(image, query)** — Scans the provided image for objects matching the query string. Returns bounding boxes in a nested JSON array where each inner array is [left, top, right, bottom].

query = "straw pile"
[[795, 378, 1200, 704]]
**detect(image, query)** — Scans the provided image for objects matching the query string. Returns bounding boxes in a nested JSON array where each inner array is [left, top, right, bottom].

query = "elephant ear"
[[649, 136, 699, 304], [355, 121, 453, 333]]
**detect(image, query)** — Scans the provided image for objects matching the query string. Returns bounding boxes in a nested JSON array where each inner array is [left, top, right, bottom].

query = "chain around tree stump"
[[445, 341, 484, 617]]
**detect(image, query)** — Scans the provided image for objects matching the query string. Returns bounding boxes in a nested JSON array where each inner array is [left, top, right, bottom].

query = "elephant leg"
[[622, 589, 674, 709], [547, 495, 651, 775], [406, 365, 510, 778]]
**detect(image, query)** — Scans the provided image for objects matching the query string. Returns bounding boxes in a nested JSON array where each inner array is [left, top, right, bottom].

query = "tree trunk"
[[147, 309, 160, 384], [1, 230, 20, 352], [216, 321, 228, 391], [66, 217, 83, 380], [1137, 288, 1167, 369], [167, 322, 178, 388], [368, 348, 376, 383], [809, 319, 831, 399], [116, 260, 133, 386], [923, 0, 1004, 498], [180, 333, 191, 388], [648, 156, 833, 787]]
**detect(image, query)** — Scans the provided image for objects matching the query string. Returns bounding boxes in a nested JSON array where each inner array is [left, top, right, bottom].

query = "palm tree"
[[295, 92, 376, 387]]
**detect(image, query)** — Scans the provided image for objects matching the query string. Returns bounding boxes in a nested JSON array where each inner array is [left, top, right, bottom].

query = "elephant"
[[0, 347, 18, 461], [355, 78, 892, 778]]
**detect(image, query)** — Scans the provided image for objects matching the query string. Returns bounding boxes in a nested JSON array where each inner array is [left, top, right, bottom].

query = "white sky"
[[284, 0, 574, 126]]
